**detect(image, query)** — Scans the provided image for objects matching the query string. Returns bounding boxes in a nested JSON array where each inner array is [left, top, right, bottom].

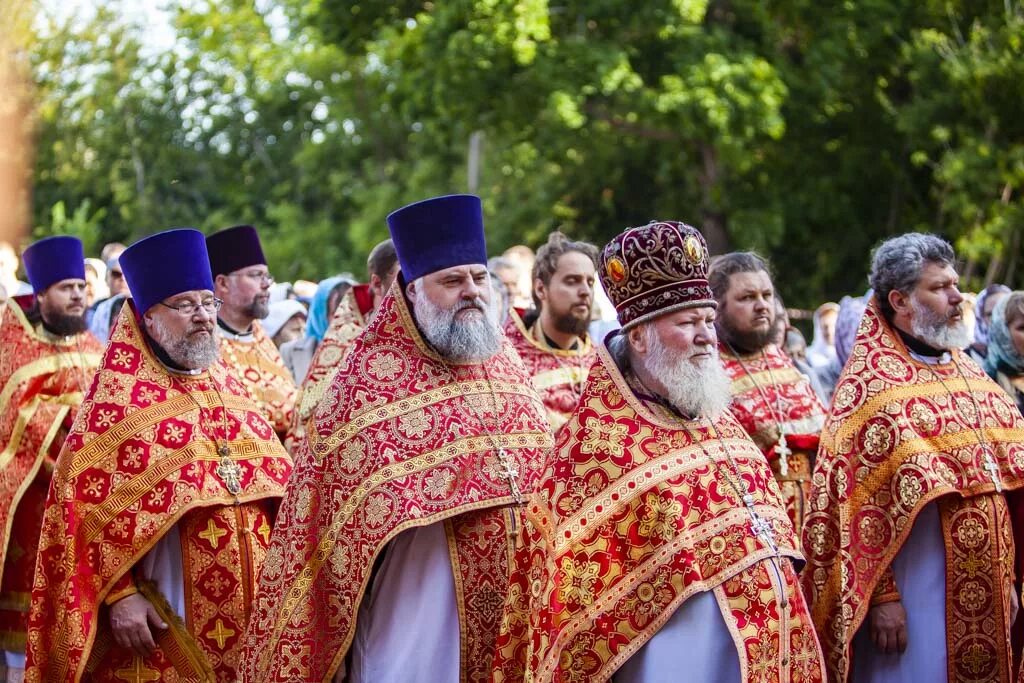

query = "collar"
[[218, 317, 254, 341]]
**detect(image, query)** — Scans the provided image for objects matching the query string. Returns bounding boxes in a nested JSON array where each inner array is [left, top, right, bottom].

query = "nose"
[[192, 306, 216, 322], [949, 287, 963, 307], [694, 321, 717, 347]]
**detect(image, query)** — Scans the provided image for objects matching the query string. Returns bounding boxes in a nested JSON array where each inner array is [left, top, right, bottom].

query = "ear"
[[405, 278, 417, 300], [627, 325, 648, 354], [889, 288, 911, 316], [534, 277, 547, 303], [214, 273, 230, 295]]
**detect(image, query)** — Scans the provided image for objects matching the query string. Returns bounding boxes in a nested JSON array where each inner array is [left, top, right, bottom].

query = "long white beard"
[[910, 295, 970, 351], [413, 287, 501, 363], [643, 328, 733, 419]]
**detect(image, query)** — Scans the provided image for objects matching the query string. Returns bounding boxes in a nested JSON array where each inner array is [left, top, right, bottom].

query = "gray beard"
[[910, 296, 970, 351], [149, 316, 221, 370], [413, 290, 501, 363], [247, 299, 270, 320], [643, 328, 733, 419]]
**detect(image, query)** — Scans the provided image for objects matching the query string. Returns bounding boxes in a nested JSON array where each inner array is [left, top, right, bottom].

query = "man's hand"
[[868, 601, 908, 655], [109, 593, 168, 657]]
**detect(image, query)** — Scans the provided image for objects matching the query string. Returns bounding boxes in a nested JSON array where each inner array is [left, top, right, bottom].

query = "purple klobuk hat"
[[22, 235, 86, 293], [599, 220, 716, 330], [120, 229, 215, 314], [386, 194, 487, 282], [206, 224, 267, 278]]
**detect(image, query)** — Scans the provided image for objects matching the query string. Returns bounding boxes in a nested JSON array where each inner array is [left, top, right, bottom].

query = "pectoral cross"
[[983, 455, 1003, 492], [776, 430, 791, 477], [216, 444, 243, 498], [496, 449, 523, 504], [749, 511, 780, 555]]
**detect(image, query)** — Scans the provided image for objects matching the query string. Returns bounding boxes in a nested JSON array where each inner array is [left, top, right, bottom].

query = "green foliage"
[[27, 0, 1024, 302]]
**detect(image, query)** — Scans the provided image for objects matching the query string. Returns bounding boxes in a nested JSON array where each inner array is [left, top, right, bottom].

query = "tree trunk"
[[698, 143, 730, 254]]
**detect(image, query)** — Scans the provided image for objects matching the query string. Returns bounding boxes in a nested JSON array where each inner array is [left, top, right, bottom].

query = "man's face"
[[37, 278, 88, 335], [717, 269, 775, 351], [143, 290, 220, 370], [641, 305, 719, 364], [819, 310, 838, 346], [902, 262, 968, 350], [370, 264, 400, 306], [536, 252, 595, 336], [495, 266, 520, 304], [217, 265, 271, 320], [107, 265, 128, 296], [409, 264, 499, 363]]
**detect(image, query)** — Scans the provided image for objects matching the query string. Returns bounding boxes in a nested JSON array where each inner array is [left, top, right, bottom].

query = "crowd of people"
[[2, 195, 1024, 682]]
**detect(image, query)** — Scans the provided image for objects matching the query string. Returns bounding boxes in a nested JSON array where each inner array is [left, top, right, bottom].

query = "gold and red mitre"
[[289, 284, 373, 443], [238, 285, 554, 682], [503, 309, 597, 431], [0, 299, 102, 651], [24, 303, 292, 682], [492, 349, 825, 683], [801, 298, 1024, 682], [218, 319, 298, 438], [719, 343, 825, 455]]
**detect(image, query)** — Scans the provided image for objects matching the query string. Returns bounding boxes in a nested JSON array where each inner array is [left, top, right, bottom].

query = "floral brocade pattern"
[[490, 350, 826, 683], [24, 304, 292, 682], [801, 300, 1024, 683], [0, 300, 103, 651], [720, 344, 826, 536], [219, 320, 298, 438], [290, 286, 370, 444], [237, 286, 553, 682], [503, 311, 597, 431]]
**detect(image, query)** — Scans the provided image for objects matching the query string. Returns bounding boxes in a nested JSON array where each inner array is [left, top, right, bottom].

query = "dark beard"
[[246, 299, 270, 320], [719, 322, 774, 354], [44, 312, 88, 336], [552, 309, 590, 337]]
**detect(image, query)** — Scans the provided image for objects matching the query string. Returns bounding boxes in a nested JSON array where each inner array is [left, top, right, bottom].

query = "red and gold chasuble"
[[491, 348, 826, 683], [801, 300, 1024, 683], [218, 319, 298, 439], [720, 344, 826, 535], [288, 285, 372, 445], [0, 300, 102, 653], [503, 310, 597, 431], [239, 287, 553, 683], [24, 304, 292, 682]]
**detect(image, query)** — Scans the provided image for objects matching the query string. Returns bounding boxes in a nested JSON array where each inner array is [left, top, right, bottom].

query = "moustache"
[[188, 324, 215, 335], [454, 299, 487, 314]]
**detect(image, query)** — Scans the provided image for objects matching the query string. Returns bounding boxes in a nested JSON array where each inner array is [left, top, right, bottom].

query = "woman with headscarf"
[[969, 283, 1012, 365], [279, 275, 349, 382], [984, 291, 1024, 415]]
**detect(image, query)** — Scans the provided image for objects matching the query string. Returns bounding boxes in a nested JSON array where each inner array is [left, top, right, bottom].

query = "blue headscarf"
[[305, 276, 345, 342], [984, 294, 1024, 378], [975, 283, 1012, 348]]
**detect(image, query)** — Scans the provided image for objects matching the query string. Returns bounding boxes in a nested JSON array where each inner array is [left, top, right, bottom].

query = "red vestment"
[[25, 304, 292, 682], [0, 300, 102, 653], [503, 310, 597, 431], [238, 288, 553, 682], [720, 344, 826, 535], [802, 300, 1024, 682], [491, 348, 826, 682]]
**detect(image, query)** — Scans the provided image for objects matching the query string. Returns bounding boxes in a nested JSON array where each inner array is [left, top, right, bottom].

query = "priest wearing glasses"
[[25, 228, 292, 682]]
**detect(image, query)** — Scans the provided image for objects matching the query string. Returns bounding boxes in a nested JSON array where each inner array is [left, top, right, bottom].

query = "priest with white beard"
[[239, 195, 552, 682], [492, 220, 826, 683]]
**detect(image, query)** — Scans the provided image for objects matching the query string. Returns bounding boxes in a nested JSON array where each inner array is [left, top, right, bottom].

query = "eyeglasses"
[[158, 297, 223, 316], [229, 270, 275, 284]]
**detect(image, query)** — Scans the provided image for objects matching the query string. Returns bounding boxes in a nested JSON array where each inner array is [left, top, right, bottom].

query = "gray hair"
[[869, 233, 956, 318]]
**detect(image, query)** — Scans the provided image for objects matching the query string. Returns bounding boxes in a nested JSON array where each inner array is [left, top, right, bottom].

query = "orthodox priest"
[[207, 225, 298, 441], [239, 195, 552, 682], [710, 252, 826, 536], [802, 233, 1024, 683], [1, 236, 102, 678], [25, 229, 292, 682], [289, 239, 399, 445], [503, 232, 599, 431], [492, 221, 825, 683]]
